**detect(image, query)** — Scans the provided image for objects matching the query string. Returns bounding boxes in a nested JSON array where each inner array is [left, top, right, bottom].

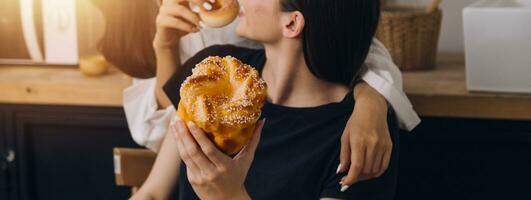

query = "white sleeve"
[[362, 39, 421, 131], [122, 78, 175, 152]]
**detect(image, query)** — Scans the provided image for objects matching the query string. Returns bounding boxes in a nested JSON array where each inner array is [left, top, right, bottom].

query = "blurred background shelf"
[[404, 53, 531, 120], [0, 65, 131, 107], [3, 53, 531, 120]]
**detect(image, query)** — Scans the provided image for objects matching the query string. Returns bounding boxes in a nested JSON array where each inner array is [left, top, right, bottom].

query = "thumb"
[[234, 119, 266, 162]]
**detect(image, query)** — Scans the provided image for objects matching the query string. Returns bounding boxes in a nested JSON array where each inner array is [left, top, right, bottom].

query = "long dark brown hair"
[[280, 0, 380, 87], [91, 0, 159, 78]]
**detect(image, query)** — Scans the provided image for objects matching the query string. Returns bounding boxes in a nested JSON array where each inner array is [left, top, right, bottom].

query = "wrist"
[[152, 34, 180, 52], [232, 188, 251, 200], [153, 41, 178, 53], [209, 188, 250, 200], [353, 82, 388, 108], [358, 93, 388, 107]]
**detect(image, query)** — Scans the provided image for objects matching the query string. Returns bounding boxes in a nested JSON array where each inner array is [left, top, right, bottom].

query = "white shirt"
[[123, 19, 421, 152]]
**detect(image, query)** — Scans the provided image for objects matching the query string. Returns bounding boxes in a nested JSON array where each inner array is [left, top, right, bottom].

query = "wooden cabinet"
[[0, 104, 140, 200]]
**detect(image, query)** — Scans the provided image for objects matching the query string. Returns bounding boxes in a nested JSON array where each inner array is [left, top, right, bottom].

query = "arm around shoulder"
[[361, 38, 420, 131]]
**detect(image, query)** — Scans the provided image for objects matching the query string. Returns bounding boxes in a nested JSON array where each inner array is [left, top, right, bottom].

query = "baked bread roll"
[[198, 0, 240, 28], [178, 56, 267, 155]]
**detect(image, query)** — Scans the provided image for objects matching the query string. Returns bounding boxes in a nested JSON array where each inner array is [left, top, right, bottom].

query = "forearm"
[[132, 129, 181, 200], [233, 190, 252, 200], [154, 42, 181, 108], [353, 81, 388, 107], [362, 39, 421, 130]]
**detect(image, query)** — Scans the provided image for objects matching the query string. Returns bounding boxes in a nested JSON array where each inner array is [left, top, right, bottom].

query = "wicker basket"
[[377, 4, 442, 71]]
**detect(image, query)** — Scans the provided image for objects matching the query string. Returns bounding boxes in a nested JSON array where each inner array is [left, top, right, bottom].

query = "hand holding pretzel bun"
[[177, 56, 267, 155]]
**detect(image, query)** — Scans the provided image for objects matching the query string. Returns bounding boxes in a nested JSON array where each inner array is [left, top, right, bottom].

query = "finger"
[[247, 119, 266, 154], [181, 121, 217, 171], [158, 15, 199, 33], [188, 121, 231, 166], [341, 142, 365, 186], [189, 3, 201, 13], [235, 119, 265, 161], [189, 0, 215, 10], [358, 173, 372, 182], [162, 0, 181, 4], [161, 4, 201, 27], [173, 120, 200, 173], [338, 132, 351, 174], [372, 148, 384, 176], [362, 141, 376, 175], [377, 148, 392, 177]]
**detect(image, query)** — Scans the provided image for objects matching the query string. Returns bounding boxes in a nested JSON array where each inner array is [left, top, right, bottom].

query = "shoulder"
[[184, 44, 263, 67]]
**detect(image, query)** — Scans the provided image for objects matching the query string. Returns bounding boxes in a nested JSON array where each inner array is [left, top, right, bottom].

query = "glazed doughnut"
[[198, 0, 240, 28], [177, 56, 267, 155]]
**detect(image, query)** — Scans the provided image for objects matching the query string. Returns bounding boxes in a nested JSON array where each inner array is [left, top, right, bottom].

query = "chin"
[[235, 22, 250, 39]]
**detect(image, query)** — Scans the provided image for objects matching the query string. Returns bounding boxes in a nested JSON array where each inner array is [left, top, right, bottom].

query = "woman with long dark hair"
[[92, 0, 420, 193], [131, 0, 403, 199]]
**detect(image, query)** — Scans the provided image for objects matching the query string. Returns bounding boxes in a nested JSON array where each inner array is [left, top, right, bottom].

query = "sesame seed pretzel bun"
[[198, 0, 240, 28], [177, 56, 267, 155]]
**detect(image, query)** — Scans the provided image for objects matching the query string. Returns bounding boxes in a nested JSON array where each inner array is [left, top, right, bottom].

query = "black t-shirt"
[[163, 45, 399, 200]]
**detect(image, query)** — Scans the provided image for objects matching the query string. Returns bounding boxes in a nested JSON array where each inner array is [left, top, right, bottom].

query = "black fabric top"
[[163, 45, 399, 200]]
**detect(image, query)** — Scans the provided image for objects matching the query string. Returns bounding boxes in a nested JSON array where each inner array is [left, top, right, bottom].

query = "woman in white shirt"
[[96, 0, 420, 187]]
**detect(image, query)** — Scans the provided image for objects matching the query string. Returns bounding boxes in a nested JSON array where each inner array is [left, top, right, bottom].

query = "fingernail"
[[203, 2, 212, 10], [340, 185, 350, 192], [336, 164, 342, 174], [191, 5, 200, 13], [199, 21, 206, 28]]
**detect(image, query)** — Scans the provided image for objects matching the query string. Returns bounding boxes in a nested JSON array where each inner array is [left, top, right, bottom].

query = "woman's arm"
[[121, 0, 202, 152], [154, 45, 181, 108], [338, 82, 391, 189], [130, 126, 182, 200], [153, 0, 203, 108], [337, 39, 420, 190], [361, 39, 420, 130]]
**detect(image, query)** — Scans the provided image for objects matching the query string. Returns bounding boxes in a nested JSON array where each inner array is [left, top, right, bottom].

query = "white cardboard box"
[[463, 0, 531, 93]]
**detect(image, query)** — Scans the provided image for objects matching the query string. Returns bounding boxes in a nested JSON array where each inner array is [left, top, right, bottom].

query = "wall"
[[392, 0, 478, 53]]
